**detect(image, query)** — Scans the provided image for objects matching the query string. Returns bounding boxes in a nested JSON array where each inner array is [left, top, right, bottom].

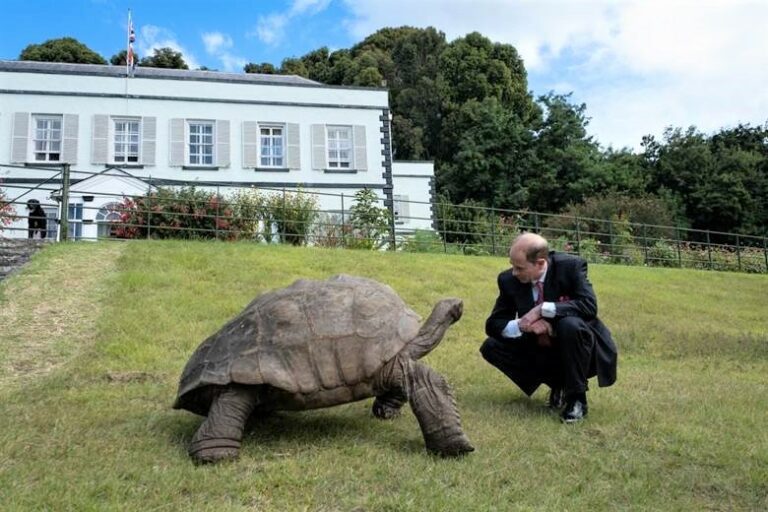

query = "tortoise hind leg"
[[372, 391, 407, 419], [188, 385, 259, 464], [408, 361, 474, 456]]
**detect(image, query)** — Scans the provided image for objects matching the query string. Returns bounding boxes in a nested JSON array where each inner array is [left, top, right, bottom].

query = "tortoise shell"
[[174, 275, 422, 415]]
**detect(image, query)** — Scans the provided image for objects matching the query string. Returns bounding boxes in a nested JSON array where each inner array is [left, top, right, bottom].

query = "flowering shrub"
[[0, 184, 16, 231], [114, 186, 235, 240]]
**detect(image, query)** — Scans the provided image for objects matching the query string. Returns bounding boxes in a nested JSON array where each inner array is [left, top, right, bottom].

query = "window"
[[188, 121, 214, 165], [96, 202, 123, 238], [327, 126, 351, 169], [260, 126, 284, 167], [33, 115, 62, 162], [43, 207, 58, 240], [68, 203, 83, 240], [113, 119, 140, 163]]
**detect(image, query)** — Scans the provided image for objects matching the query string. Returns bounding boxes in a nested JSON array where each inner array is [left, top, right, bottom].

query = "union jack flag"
[[126, 10, 136, 76]]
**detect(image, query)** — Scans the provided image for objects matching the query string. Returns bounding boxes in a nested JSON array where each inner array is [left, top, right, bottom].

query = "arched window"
[[96, 202, 123, 238]]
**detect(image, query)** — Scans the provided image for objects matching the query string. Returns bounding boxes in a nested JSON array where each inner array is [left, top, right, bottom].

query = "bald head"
[[509, 233, 549, 263]]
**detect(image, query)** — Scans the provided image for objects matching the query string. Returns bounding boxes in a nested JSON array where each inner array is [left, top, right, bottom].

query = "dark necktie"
[[535, 281, 552, 347]]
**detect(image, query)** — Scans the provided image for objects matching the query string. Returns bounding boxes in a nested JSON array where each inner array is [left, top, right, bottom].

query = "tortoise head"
[[434, 297, 463, 324]]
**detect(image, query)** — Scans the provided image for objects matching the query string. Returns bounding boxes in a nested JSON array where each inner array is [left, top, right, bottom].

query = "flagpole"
[[126, 9, 131, 77]]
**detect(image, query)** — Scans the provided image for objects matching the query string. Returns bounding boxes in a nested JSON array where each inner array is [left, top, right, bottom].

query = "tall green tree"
[[527, 92, 602, 213], [19, 37, 107, 64], [139, 47, 188, 69]]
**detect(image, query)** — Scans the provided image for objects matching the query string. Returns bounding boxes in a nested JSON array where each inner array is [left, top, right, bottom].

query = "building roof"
[[0, 59, 324, 87]]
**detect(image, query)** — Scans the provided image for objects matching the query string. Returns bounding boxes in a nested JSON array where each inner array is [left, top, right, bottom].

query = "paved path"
[[0, 238, 52, 281]]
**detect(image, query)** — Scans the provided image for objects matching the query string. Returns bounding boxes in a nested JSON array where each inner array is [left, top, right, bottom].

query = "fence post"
[[388, 194, 397, 252], [534, 212, 540, 233], [706, 230, 712, 270], [215, 185, 220, 240], [490, 206, 497, 256], [608, 220, 614, 258], [59, 164, 70, 241], [340, 193, 346, 248], [676, 227, 682, 268], [764, 236, 768, 274], [642, 224, 649, 265], [736, 234, 741, 271], [281, 188, 286, 244], [146, 176, 152, 240], [441, 203, 447, 254], [575, 217, 581, 256]]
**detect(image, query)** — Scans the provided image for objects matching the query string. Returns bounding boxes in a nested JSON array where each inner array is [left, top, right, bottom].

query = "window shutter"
[[353, 125, 367, 171], [286, 123, 300, 170], [141, 116, 157, 166], [11, 112, 29, 163], [62, 114, 79, 164], [311, 124, 326, 170], [216, 120, 230, 168], [169, 118, 185, 166], [91, 114, 109, 164], [242, 121, 259, 168]]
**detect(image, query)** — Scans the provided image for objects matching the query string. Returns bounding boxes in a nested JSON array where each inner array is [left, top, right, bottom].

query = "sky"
[[1, 0, 766, 152]]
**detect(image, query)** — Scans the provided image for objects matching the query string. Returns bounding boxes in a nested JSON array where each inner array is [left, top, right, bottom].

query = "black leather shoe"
[[547, 387, 565, 410], [561, 399, 588, 423]]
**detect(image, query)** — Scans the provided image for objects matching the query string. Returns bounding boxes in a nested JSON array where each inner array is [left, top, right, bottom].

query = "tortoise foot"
[[427, 433, 475, 458], [189, 438, 241, 464], [372, 398, 403, 420]]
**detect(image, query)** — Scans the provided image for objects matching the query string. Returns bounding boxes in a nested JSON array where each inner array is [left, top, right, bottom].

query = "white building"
[[0, 60, 435, 240]]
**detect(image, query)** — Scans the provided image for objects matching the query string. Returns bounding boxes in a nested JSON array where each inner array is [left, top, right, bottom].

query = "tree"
[[527, 92, 602, 213], [110, 49, 141, 66], [437, 97, 536, 210], [244, 62, 276, 74], [19, 37, 107, 64], [139, 47, 188, 69]]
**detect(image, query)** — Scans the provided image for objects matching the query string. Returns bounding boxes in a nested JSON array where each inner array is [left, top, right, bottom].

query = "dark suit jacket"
[[485, 251, 617, 387]]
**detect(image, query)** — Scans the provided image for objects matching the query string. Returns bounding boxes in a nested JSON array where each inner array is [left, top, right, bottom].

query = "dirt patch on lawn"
[[0, 242, 125, 388]]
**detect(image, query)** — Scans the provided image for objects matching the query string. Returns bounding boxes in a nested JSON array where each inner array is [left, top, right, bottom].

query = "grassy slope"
[[0, 240, 766, 511]]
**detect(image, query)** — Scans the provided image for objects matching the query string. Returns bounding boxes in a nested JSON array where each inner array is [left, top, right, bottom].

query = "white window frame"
[[112, 118, 141, 164], [187, 120, 215, 166], [32, 115, 63, 162], [67, 202, 83, 240], [96, 202, 123, 238], [259, 125, 285, 168], [43, 206, 58, 240], [327, 125, 352, 169]]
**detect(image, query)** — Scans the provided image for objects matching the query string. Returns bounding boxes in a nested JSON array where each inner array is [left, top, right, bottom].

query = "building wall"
[[0, 62, 436, 240]]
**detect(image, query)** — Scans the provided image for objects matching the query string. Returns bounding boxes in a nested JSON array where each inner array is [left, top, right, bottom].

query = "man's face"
[[509, 248, 545, 284]]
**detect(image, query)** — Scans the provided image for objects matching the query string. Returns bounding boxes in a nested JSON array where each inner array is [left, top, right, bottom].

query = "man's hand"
[[528, 319, 553, 336], [517, 305, 542, 332]]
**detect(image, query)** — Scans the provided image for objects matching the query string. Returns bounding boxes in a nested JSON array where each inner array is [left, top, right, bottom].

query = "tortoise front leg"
[[188, 385, 259, 464], [408, 361, 474, 457]]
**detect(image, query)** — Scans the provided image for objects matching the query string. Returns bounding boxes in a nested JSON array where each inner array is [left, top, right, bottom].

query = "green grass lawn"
[[1, 240, 766, 511]]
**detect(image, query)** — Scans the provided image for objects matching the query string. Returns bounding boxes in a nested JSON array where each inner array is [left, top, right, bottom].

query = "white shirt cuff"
[[541, 302, 556, 318], [501, 319, 523, 338]]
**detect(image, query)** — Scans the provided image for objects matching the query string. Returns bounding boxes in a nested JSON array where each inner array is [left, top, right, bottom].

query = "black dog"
[[26, 199, 47, 239]]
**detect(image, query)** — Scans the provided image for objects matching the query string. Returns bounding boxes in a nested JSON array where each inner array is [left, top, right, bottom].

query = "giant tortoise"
[[174, 274, 474, 463]]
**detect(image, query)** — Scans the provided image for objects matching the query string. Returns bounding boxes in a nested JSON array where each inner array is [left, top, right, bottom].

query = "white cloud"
[[202, 32, 233, 55], [340, 0, 768, 150], [138, 25, 201, 70], [250, 0, 331, 45], [201, 31, 245, 72]]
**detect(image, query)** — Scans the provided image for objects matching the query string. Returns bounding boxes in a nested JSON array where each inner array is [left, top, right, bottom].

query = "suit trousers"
[[480, 316, 596, 397]]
